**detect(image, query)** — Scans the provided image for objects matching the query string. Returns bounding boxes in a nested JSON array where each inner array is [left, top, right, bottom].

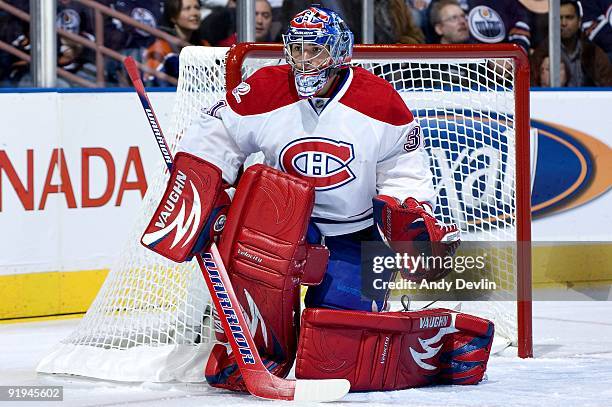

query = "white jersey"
[[178, 65, 434, 236]]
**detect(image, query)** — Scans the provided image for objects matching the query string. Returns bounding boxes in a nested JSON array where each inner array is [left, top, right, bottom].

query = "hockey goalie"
[[141, 6, 494, 393]]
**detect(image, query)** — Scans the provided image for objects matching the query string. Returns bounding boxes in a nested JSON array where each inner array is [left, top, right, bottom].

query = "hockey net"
[[37, 44, 532, 382]]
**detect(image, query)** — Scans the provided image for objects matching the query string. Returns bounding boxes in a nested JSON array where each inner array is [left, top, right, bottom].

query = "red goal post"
[[226, 43, 532, 358]]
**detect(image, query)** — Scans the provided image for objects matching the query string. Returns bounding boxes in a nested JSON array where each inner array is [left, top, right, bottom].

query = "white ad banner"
[[529, 91, 611, 241], [0, 90, 610, 276], [0, 91, 174, 275]]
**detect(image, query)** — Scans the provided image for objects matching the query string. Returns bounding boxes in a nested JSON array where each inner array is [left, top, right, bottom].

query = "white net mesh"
[[36, 48, 229, 382], [37, 46, 527, 382]]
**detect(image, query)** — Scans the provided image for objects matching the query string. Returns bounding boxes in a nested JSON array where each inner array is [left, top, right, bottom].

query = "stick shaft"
[[122, 56, 303, 400], [124, 57, 174, 169]]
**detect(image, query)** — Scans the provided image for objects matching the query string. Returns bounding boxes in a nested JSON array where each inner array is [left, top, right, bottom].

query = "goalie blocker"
[[372, 195, 461, 282], [141, 152, 230, 262], [296, 308, 494, 391]]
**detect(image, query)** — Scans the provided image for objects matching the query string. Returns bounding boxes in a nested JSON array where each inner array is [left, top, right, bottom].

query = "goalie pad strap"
[[205, 164, 328, 391], [295, 308, 494, 391], [300, 244, 329, 285]]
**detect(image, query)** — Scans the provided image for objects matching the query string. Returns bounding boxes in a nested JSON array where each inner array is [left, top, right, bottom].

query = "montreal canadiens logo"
[[291, 7, 331, 29], [279, 137, 355, 190]]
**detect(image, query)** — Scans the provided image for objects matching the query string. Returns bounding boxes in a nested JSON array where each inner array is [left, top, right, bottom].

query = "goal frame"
[[225, 43, 533, 358]]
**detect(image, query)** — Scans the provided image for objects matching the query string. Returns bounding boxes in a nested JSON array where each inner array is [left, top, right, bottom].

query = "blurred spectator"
[[558, 0, 612, 86], [430, 0, 470, 44], [255, 0, 274, 42], [409, 0, 432, 31], [375, 0, 425, 44], [162, 0, 203, 40], [531, 0, 612, 87], [199, 1, 236, 46], [144, 0, 209, 86], [462, 0, 532, 51], [410, 0, 441, 42], [428, 0, 518, 87], [426, 0, 530, 87], [0, 0, 29, 86], [518, 0, 549, 50], [200, 0, 276, 45], [582, 0, 612, 63], [102, 0, 164, 85], [103, 0, 164, 52], [55, 0, 97, 85], [0, 0, 97, 87], [201, 0, 235, 7], [266, 0, 284, 30], [530, 53, 570, 87]]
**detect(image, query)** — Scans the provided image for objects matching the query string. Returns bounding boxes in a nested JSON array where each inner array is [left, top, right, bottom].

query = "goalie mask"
[[282, 7, 354, 98]]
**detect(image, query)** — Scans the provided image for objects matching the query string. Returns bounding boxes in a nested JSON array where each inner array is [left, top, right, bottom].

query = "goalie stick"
[[123, 56, 350, 402]]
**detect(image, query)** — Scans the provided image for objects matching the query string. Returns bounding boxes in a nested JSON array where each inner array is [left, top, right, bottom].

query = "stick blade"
[[293, 379, 351, 402]]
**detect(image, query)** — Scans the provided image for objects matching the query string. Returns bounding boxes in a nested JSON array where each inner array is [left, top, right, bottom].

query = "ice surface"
[[1, 301, 611, 406]]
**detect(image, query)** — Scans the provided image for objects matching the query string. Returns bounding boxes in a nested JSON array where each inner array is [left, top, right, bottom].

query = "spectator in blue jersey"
[[103, 0, 164, 52], [518, 0, 549, 51], [102, 0, 164, 85], [55, 0, 97, 85], [464, 0, 532, 51], [0, 0, 97, 87], [581, 0, 612, 63]]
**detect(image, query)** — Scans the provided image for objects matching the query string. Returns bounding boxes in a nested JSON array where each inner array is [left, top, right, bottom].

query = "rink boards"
[[0, 88, 610, 320]]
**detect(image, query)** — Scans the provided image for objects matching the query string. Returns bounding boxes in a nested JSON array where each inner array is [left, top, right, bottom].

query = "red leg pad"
[[296, 308, 494, 391], [205, 164, 328, 391]]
